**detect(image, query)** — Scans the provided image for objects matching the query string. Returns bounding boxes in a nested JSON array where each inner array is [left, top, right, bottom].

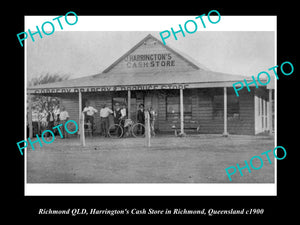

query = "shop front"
[[27, 34, 274, 137]]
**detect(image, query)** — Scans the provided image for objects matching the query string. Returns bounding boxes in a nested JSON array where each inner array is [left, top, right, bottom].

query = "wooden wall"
[[59, 92, 112, 135], [57, 87, 255, 135], [154, 88, 255, 135], [59, 93, 79, 136]]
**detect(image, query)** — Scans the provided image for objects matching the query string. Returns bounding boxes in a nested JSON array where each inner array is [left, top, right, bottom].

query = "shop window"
[[213, 95, 240, 120], [166, 95, 192, 120]]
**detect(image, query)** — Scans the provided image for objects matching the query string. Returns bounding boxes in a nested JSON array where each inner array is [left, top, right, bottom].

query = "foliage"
[[28, 73, 69, 87], [28, 73, 69, 112]]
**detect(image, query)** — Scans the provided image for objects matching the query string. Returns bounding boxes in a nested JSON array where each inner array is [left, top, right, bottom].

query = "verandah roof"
[[27, 69, 260, 94]]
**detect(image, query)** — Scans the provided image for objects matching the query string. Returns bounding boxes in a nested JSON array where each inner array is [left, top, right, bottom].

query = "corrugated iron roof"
[[28, 69, 251, 90]]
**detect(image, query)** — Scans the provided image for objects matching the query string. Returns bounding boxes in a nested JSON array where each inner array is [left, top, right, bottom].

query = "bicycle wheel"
[[131, 123, 145, 138], [108, 124, 123, 138]]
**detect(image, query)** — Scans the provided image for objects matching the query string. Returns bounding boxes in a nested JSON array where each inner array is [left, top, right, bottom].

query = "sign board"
[[124, 53, 175, 69], [30, 84, 190, 94]]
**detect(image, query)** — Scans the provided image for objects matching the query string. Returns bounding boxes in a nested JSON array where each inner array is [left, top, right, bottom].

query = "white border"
[[25, 15, 276, 31], [26, 183, 275, 196], [24, 15, 277, 196]]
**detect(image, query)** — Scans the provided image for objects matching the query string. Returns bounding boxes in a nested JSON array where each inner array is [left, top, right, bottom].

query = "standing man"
[[59, 106, 70, 138], [83, 101, 98, 135], [53, 104, 60, 122], [99, 104, 113, 137], [120, 103, 127, 136], [137, 104, 145, 124], [113, 103, 122, 137], [137, 104, 145, 135], [113, 103, 121, 124], [47, 104, 55, 137]]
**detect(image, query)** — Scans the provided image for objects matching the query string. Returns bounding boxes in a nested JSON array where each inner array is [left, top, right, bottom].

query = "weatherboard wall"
[[57, 88, 255, 135]]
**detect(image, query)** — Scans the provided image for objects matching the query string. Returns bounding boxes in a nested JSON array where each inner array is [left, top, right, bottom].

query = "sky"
[[26, 31, 275, 81]]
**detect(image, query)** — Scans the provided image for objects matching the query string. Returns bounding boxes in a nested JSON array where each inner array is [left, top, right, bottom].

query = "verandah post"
[[145, 110, 151, 147], [128, 90, 131, 120], [223, 87, 229, 137], [78, 91, 85, 146], [179, 88, 184, 135], [28, 93, 33, 139], [81, 113, 85, 146], [268, 89, 273, 134]]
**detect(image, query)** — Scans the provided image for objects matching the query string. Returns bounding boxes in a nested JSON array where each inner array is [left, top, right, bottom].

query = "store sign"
[[31, 84, 189, 94], [124, 53, 175, 68]]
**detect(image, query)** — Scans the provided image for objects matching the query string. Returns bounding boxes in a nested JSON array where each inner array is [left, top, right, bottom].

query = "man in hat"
[[113, 103, 127, 137], [99, 104, 113, 137], [113, 103, 122, 124], [120, 103, 128, 136], [137, 103, 145, 135], [137, 103, 145, 124]]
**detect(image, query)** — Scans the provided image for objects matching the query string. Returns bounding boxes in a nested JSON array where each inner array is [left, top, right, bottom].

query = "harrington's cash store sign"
[[106, 37, 196, 73], [125, 53, 175, 68]]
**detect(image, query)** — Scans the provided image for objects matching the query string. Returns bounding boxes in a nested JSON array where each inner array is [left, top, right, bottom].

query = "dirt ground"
[[26, 134, 275, 183]]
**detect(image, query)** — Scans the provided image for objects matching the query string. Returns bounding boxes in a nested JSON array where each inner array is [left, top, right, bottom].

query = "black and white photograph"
[[25, 16, 276, 191]]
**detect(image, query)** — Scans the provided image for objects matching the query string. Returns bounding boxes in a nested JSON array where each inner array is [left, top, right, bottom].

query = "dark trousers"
[[137, 120, 145, 135], [46, 121, 55, 137], [60, 120, 68, 138], [100, 117, 109, 136]]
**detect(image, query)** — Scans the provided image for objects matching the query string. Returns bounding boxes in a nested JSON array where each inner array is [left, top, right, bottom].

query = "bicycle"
[[108, 118, 146, 138]]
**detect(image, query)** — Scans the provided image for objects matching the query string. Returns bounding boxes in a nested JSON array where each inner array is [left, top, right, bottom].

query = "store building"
[[27, 34, 274, 137]]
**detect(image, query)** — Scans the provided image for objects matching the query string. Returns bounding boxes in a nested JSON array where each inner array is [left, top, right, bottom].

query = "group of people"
[[30, 100, 158, 138], [30, 102, 70, 138], [82, 102, 125, 136], [82, 102, 157, 137]]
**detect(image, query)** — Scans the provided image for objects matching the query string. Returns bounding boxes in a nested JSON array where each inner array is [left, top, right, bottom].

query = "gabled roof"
[[102, 34, 201, 73], [28, 33, 266, 93]]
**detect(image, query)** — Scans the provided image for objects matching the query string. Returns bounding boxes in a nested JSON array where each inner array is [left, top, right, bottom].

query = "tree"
[[28, 73, 69, 87], [27, 73, 69, 123]]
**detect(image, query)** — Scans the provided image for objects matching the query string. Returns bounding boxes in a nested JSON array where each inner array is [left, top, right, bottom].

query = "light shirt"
[[100, 107, 113, 118], [83, 106, 98, 116], [60, 111, 69, 121], [120, 108, 126, 118]]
